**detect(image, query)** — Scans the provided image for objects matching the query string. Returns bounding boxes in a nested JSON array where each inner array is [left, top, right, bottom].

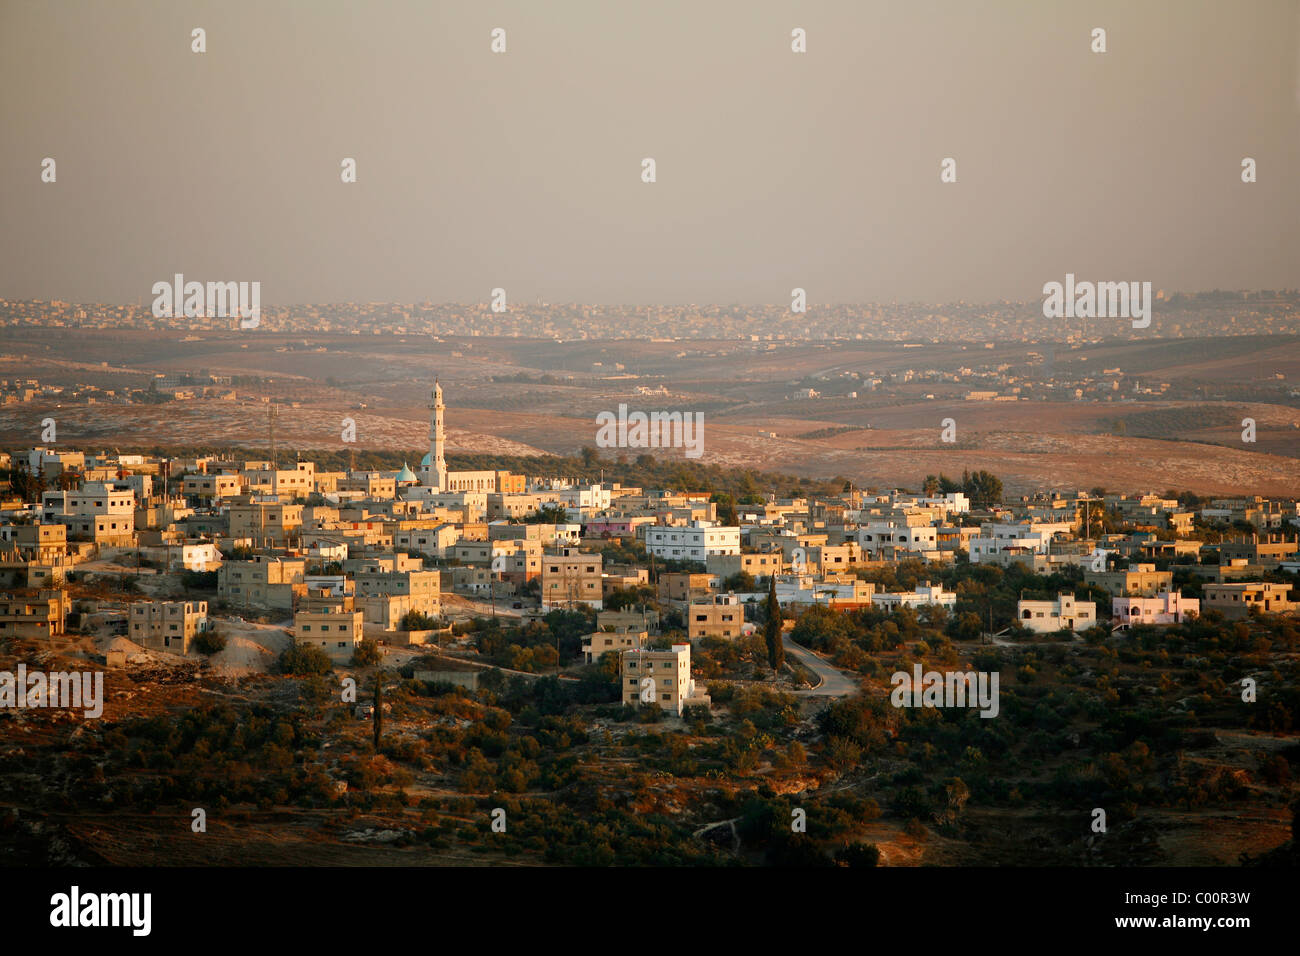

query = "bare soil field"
[[2, 328, 1296, 494]]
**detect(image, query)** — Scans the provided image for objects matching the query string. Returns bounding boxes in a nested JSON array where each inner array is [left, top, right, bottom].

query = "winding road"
[[782, 635, 861, 697]]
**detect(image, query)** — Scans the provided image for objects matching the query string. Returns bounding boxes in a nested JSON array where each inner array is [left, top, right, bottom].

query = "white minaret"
[[425, 379, 448, 491]]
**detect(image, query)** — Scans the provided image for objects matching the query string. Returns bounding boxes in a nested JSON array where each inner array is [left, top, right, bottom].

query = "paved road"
[[782, 635, 860, 697]]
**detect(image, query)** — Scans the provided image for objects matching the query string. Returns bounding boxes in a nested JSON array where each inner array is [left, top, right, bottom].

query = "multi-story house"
[[620, 643, 709, 715], [687, 592, 749, 641], [540, 548, 604, 610], [217, 556, 306, 610], [129, 600, 210, 653], [1016, 593, 1096, 633], [1112, 591, 1199, 627], [293, 607, 364, 662], [644, 522, 740, 562], [1202, 582, 1295, 619]]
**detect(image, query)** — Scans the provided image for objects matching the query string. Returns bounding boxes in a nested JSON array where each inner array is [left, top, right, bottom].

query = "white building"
[[971, 521, 1074, 564], [1017, 593, 1096, 633], [644, 522, 740, 563], [852, 517, 938, 556], [737, 574, 875, 608], [1113, 591, 1199, 627], [556, 484, 612, 513], [142, 540, 221, 572], [621, 643, 709, 715], [305, 541, 349, 564], [42, 482, 136, 521], [891, 492, 970, 515], [303, 574, 350, 597], [872, 582, 957, 612]]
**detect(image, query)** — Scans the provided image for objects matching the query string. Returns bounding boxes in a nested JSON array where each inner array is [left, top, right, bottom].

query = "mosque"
[[402, 380, 524, 494]]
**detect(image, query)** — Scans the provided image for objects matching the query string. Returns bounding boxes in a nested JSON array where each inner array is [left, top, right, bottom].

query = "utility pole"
[[268, 403, 278, 473]]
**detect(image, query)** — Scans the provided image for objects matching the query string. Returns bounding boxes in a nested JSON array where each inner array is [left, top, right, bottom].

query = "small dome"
[[420, 452, 432, 468], [395, 463, 417, 483]]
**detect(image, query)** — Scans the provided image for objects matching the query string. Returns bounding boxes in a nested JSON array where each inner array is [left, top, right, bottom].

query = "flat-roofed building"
[[338, 472, 396, 500], [706, 550, 785, 581], [872, 582, 957, 612], [5, 523, 67, 563], [1203, 582, 1295, 619], [658, 571, 718, 603], [1113, 592, 1199, 627], [541, 547, 603, 610], [343, 554, 424, 575], [1085, 563, 1174, 597], [227, 502, 303, 547], [182, 473, 243, 501], [970, 521, 1071, 565], [243, 461, 316, 500], [129, 599, 209, 654], [1219, 535, 1298, 567], [645, 522, 740, 563], [393, 522, 460, 558], [293, 607, 364, 662], [355, 569, 441, 619], [582, 626, 647, 663], [852, 516, 939, 559], [50, 512, 135, 547], [621, 642, 709, 715], [0, 588, 67, 638], [1017, 593, 1096, 633], [218, 556, 306, 610], [42, 482, 136, 546], [687, 592, 749, 641]]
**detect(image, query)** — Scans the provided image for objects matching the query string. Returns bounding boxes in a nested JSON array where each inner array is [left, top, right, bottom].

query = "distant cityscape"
[[3, 289, 1298, 342]]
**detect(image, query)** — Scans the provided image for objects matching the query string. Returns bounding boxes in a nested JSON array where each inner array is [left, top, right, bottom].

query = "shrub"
[[193, 629, 227, 656], [351, 638, 382, 667], [278, 642, 334, 675]]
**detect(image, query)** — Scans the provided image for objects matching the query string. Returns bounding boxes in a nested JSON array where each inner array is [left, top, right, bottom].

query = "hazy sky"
[[2, 0, 1298, 306]]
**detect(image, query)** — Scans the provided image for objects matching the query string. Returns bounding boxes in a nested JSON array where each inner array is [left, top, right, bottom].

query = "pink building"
[[1112, 591, 1199, 627]]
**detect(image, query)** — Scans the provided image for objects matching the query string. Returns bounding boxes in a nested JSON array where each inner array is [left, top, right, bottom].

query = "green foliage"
[[525, 504, 571, 525], [723, 570, 756, 592], [181, 569, 219, 591], [960, 469, 1003, 509], [352, 638, 382, 667], [277, 642, 334, 676], [193, 629, 227, 656], [401, 610, 440, 631], [763, 575, 784, 673], [710, 492, 739, 525]]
